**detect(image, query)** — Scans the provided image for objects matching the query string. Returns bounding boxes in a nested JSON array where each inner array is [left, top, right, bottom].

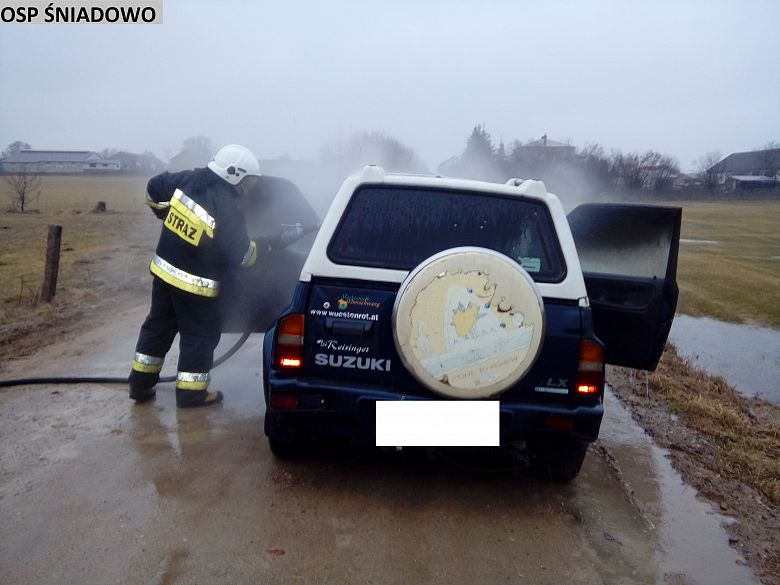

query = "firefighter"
[[129, 144, 260, 407]]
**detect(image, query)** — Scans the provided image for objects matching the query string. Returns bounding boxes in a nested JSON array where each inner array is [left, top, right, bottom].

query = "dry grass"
[[0, 175, 158, 329], [674, 200, 780, 328], [35, 175, 150, 213], [649, 344, 780, 505]]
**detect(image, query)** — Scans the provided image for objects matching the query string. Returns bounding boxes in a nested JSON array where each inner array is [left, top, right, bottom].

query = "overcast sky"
[[1, 0, 779, 171]]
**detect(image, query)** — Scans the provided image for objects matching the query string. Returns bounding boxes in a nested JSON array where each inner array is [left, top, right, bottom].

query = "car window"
[[327, 186, 566, 282]]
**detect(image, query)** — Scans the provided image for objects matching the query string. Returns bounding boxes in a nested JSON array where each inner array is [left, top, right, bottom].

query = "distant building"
[[707, 148, 780, 190], [0, 150, 120, 174], [167, 147, 211, 172], [514, 135, 576, 162], [673, 172, 702, 190], [111, 151, 165, 175]]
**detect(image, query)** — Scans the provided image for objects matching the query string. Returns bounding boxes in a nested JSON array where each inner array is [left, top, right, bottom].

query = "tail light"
[[576, 339, 604, 395], [275, 314, 304, 369]]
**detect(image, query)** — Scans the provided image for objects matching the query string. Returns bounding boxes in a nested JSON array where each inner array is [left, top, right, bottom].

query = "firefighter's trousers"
[[129, 276, 221, 403]]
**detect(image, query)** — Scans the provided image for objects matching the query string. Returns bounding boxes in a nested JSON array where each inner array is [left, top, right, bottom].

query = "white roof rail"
[[357, 164, 386, 181], [508, 178, 548, 197]]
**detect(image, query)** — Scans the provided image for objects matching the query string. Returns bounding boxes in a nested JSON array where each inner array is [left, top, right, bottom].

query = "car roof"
[[301, 166, 588, 301]]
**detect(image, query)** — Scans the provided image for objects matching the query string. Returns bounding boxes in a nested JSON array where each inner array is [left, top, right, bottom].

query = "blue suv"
[[256, 167, 681, 481]]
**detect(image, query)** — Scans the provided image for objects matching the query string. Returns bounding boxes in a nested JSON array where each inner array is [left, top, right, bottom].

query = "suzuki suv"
[[260, 166, 681, 481]]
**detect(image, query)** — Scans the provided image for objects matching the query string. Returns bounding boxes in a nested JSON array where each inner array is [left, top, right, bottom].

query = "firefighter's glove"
[[258, 225, 304, 252], [278, 224, 304, 248]]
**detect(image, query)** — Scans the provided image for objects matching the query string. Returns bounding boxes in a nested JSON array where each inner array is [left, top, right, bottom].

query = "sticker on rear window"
[[519, 257, 541, 272]]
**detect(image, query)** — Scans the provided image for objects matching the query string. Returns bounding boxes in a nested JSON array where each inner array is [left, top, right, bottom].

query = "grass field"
[[35, 175, 150, 213], [674, 199, 780, 328], [0, 175, 158, 328]]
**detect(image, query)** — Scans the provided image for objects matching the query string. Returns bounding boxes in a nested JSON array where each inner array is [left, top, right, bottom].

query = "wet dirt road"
[[0, 305, 759, 585]]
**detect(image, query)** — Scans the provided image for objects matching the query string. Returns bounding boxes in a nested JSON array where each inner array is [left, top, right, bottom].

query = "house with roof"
[[513, 135, 576, 162], [0, 150, 120, 174], [167, 146, 211, 172], [111, 151, 165, 175], [707, 148, 780, 190]]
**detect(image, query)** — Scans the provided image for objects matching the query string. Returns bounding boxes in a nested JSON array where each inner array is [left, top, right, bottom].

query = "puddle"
[[669, 315, 780, 404], [600, 388, 760, 585]]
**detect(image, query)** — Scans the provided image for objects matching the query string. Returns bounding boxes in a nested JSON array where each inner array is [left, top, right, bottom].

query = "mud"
[[609, 364, 780, 585], [599, 389, 758, 585]]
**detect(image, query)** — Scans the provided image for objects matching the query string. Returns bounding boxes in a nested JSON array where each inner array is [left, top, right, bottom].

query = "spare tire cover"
[[392, 247, 545, 399]]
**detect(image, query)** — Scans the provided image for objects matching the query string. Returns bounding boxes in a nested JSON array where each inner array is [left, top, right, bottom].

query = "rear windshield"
[[327, 186, 566, 282]]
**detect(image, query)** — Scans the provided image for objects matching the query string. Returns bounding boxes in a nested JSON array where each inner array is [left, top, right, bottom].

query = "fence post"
[[41, 224, 62, 303]]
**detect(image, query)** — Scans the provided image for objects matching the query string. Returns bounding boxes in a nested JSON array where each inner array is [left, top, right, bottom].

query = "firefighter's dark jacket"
[[145, 168, 256, 297]]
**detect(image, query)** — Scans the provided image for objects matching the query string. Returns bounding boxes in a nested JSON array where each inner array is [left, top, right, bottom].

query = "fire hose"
[[0, 224, 318, 390], [0, 330, 252, 389]]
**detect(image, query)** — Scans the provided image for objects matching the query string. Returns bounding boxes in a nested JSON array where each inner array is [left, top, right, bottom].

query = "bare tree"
[[609, 151, 643, 189], [643, 151, 679, 190], [320, 130, 427, 174], [695, 151, 722, 191], [759, 141, 780, 179], [2, 140, 31, 157], [608, 150, 679, 191], [168, 135, 216, 170], [3, 166, 42, 212]]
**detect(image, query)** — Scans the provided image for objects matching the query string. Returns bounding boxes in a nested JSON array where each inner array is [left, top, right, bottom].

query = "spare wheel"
[[392, 247, 545, 399]]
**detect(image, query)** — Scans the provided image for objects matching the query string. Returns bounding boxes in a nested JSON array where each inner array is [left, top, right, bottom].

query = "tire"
[[543, 439, 589, 483], [265, 413, 310, 459], [392, 247, 545, 399], [268, 438, 310, 460]]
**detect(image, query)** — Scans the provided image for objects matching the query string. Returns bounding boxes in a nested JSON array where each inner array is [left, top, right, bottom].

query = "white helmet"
[[207, 144, 261, 186]]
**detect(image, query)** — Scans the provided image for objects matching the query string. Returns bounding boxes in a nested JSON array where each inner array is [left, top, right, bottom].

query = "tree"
[[640, 151, 679, 190], [759, 141, 780, 179], [463, 124, 495, 162], [609, 150, 679, 191], [2, 141, 31, 157], [3, 166, 41, 212], [609, 151, 642, 189], [168, 135, 215, 171], [182, 135, 215, 157], [576, 142, 611, 191], [695, 151, 721, 192], [441, 125, 502, 181], [320, 131, 427, 174]]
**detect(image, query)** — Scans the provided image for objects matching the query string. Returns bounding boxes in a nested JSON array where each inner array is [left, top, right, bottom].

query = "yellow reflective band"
[[132, 352, 164, 373], [241, 240, 257, 267], [150, 255, 220, 297], [176, 371, 210, 391], [172, 190, 215, 237], [134, 352, 164, 366], [132, 360, 163, 374]]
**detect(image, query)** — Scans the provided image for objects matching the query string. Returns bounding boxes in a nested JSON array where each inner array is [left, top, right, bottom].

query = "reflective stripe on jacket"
[[150, 254, 221, 297], [145, 168, 256, 297]]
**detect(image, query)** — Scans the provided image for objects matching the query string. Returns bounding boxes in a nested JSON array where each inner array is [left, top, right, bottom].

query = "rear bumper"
[[264, 376, 603, 444]]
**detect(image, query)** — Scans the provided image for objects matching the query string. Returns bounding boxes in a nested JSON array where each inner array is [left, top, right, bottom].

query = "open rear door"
[[567, 203, 681, 370], [218, 175, 320, 333]]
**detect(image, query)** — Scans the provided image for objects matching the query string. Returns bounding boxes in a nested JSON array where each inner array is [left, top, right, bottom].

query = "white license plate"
[[375, 401, 499, 447]]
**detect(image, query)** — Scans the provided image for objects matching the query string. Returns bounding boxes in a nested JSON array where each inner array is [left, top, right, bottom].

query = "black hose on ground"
[[0, 330, 253, 389], [0, 222, 318, 391]]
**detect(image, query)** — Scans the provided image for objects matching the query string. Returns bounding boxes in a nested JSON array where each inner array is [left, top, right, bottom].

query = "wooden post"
[[41, 224, 62, 303]]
